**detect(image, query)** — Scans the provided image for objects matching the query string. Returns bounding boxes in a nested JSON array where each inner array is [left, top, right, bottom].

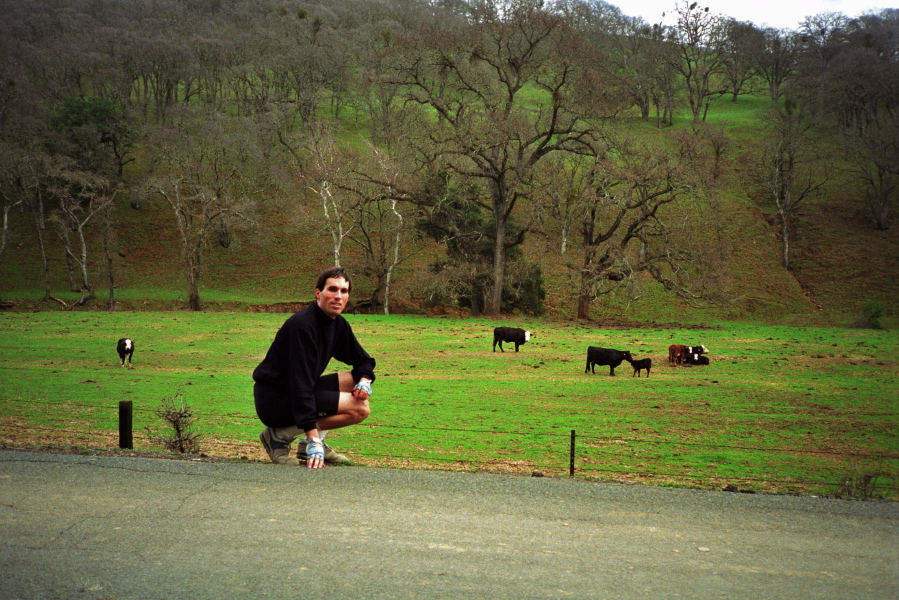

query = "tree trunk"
[[382, 201, 403, 315], [873, 170, 892, 230], [486, 205, 506, 316], [780, 208, 791, 270], [104, 207, 117, 311], [63, 239, 78, 292], [186, 244, 202, 311], [30, 202, 52, 301], [577, 293, 592, 320], [577, 261, 594, 320], [75, 226, 96, 304], [0, 200, 22, 256], [876, 203, 889, 231]]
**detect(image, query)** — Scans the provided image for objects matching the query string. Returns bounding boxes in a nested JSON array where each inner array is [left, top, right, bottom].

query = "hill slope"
[[0, 96, 896, 326], [1, 173, 895, 329]]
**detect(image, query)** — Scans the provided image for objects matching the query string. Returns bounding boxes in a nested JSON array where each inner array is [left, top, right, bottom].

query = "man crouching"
[[253, 266, 375, 469]]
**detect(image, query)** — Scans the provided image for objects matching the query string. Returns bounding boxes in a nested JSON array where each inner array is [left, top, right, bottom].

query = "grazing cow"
[[628, 357, 652, 377], [669, 343, 709, 365], [585, 347, 633, 376], [493, 327, 532, 352], [117, 337, 134, 367], [684, 352, 710, 366]]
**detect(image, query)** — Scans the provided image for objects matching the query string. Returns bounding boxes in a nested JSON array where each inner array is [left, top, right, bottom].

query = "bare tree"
[[140, 107, 264, 310], [533, 153, 593, 255], [749, 106, 829, 269], [819, 13, 897, 230], [291, 126, 360, 268], [755, 28, 799, 105], [669, 1, 729, 123], [343, 144, 412, 314], [0, 145, 67, 302], [47, 165, 118, 306], [377, 0, 624, 314], [572, 139, 707, 318], [797, 11, 850, 57], [720, 19, 764, 102], [0, 147, 23, 260], [101, 201, 118, 310], [607, 19, 680, 126]]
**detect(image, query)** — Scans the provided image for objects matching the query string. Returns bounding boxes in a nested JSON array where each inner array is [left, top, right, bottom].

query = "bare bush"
[[146, 391, 202, 454]]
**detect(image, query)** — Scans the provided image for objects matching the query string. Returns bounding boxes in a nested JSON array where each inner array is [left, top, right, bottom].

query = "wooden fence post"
[[569, 429, 576, 476], [119, 400, 133, 449]]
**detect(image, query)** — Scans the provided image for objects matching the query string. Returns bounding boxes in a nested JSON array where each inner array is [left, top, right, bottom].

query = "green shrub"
[[856, 298, 886, 329]]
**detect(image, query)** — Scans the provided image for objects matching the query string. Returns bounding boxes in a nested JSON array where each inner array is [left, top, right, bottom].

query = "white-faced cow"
[[493, 327, 532, 352], [684, 352, 710, 366], [117, 337, 134, 367], [585, 347, 633, 376]]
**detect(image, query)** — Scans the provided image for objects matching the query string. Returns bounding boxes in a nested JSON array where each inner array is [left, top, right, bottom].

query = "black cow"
[[117, 337, 135, 367], [585, 346, 633, 376], [684, 352, 709, 366], [493, 327, 532, 352], [629, 357, 652, 377]]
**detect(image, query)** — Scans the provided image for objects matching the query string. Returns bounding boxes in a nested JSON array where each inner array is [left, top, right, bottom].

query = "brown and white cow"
[[669, 344, 708, 365]]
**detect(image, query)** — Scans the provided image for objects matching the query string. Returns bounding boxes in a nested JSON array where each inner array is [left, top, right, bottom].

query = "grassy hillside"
[[0, 95, 896, 327]]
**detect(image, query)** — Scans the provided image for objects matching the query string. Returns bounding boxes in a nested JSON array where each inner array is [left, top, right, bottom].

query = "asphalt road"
[[1, 449, 896, 600]]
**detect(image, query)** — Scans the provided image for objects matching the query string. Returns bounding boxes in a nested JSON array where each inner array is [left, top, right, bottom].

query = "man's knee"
[[346, 400, 370, 424]]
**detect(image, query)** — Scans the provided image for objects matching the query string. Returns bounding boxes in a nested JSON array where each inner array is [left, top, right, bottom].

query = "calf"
[[628, 357, 652, 377], [117, 337, 134, 367], [493, 327, 532, 352], [585, 347, 633, 376]]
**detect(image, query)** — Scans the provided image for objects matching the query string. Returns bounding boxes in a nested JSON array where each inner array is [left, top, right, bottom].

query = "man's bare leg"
[[300, 372, 371, 467]]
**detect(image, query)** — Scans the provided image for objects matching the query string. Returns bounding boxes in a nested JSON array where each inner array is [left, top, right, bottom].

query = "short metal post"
[[119, 400, 133, 449], [569, 429, 576, 476]]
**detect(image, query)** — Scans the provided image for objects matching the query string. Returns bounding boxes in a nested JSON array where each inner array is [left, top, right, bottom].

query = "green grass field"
[[1, 311, 896, 499]]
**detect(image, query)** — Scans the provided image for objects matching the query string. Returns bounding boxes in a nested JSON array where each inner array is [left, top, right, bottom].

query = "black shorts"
[[254, 373, 341, 428]]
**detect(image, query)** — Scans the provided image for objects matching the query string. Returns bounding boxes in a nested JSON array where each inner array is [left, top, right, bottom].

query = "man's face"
[[315, 276, 350, 318]]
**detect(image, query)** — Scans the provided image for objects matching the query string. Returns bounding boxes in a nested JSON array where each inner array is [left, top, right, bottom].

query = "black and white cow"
[[669, 343, 709, 365], [585, 347, 633, 376], [117, 337, 134, 367], [684, 352, 709, 366], [493, 327, 532, 352]]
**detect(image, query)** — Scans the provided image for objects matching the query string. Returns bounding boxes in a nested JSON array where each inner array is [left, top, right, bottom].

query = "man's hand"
[[353, 380, 372, 401], [306, 437, 325, 469]]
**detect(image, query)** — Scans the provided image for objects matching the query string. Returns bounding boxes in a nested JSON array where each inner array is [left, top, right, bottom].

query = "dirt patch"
[[247, 302, 311, 313], [577, 318, 720, 330]]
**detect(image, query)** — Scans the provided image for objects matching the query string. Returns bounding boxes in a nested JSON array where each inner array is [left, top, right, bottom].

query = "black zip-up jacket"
[[252, 302, 376, 432]]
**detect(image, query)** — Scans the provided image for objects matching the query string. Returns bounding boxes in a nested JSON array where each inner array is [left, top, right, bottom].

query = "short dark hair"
[[316, 266, 352, 293]]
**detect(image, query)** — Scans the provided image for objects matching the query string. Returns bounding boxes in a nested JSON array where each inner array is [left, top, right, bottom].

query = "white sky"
[[610, 0, 894, 30]]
